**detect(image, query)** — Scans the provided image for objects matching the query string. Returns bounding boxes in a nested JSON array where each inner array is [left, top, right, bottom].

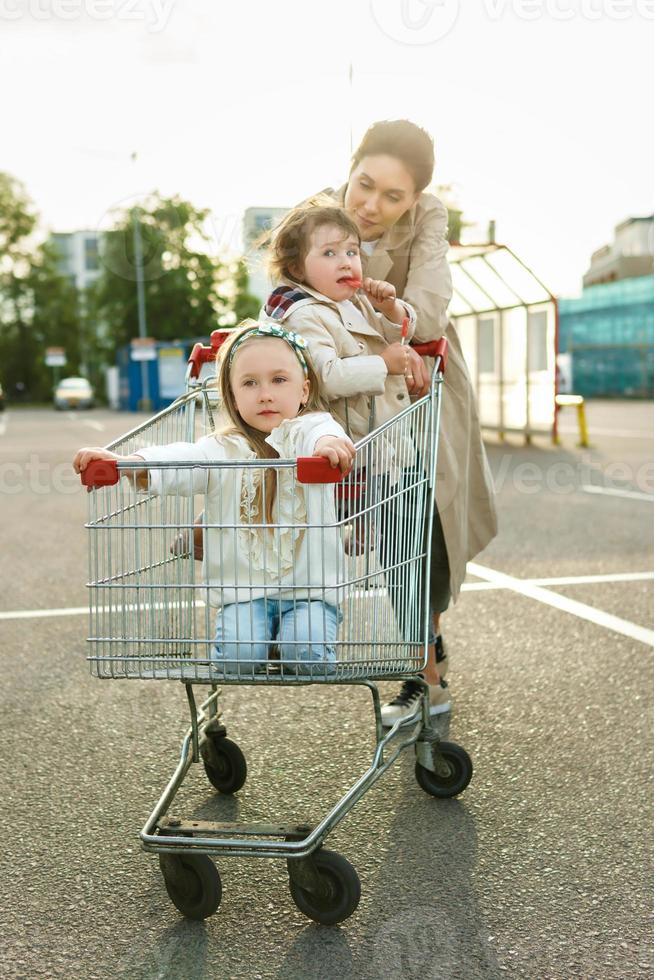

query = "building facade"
[[242, 206, 289, 304], [49, 230, 106, 382], [558, 274, 654, 398], [560, 213, 654, 398], [50, 230, 103, 293], [583, 215, 654, 287]]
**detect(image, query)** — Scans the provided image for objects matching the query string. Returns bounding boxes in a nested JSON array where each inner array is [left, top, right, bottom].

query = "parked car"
[[54, 376, 94, 410]]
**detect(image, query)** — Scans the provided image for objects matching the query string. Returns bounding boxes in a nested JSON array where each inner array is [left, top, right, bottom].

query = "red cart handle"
[[81, 459, 120, 488], [187, 330, 231, 379], [297, 458, 351, 484], [82, 456, 348, 489], [411, 337, 448, 373]]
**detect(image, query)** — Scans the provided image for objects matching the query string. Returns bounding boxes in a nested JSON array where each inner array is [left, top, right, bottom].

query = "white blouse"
[[136, 413, 347, 609]]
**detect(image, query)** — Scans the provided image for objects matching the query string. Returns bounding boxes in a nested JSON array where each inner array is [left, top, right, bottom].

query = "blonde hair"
[[267, 202, 361, 285], [216, 321, 327, 521]]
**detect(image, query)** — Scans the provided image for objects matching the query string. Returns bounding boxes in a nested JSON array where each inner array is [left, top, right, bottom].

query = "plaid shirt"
[[264, 286, 312, 321]]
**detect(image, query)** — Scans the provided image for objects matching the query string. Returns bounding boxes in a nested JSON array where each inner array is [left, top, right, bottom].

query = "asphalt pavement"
[[0, 402, 652, 980]]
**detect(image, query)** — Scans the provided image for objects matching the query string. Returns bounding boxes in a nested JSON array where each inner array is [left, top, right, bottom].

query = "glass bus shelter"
[[449, 244, 557, 442]]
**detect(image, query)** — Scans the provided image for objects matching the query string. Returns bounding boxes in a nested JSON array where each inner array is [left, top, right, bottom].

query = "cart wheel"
[[288, 849, 361, 925], [202, 736, 247, 794], [159, 853, 222, 920], [415, 741, 473, 798]]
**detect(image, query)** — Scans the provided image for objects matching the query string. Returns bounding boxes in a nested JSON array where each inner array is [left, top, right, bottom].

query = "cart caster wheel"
[[415, 740, 473, 798], [201, 736, 247, 794], [159, 853, 222, 920], [288, 849, 361, 925]]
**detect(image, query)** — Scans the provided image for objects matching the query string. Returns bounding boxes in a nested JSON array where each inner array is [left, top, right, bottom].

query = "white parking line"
[[581, 484, 654, 503], [0, 599, 208, 622], [3, 571, 653, 622], [65, 412, 105, 432], [0, 606, 88, 620], [463, 570, 654, 591], [532, 571, 654, 586], [469, 562, 654, 649]]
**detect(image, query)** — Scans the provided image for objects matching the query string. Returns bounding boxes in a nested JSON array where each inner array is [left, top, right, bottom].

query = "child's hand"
[[362, 277, 403, 321], [73, 447, 122, 475], [73, 447, 146, 488], [314, 435, 356, 473], [380, 342, 411, 376]]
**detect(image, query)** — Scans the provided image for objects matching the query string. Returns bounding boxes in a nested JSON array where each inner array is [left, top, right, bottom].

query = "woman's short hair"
[[267, 202, 361, 284], [351, 119, 435, 193]]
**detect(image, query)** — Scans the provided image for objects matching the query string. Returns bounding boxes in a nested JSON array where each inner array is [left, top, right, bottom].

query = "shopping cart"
[[80, 332, 472, 925]]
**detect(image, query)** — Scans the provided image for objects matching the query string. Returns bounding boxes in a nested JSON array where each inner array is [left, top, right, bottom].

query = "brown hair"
[[215, 321, 327, 521], [267, 202, 361, 285], [350, 119, 435, 193]]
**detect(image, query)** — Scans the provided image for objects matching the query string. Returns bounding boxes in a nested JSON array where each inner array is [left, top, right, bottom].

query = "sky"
[[1, 0, 653, 297]]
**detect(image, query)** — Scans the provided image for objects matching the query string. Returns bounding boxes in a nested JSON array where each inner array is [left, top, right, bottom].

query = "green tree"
[[0, 173, 38, 396], [1, 179, 262, 402], [434, 184, 474, 246], [230, 258, 262, 324], [0, 173, 83, 400], [27, 243, 82, 394], [446, 207, 464, 246], [91, 193, 251, 357], [0, 172, 37, 263]]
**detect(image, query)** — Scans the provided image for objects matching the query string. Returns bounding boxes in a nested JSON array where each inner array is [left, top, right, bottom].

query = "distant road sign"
[[45, 347, 66, 367], [130, 337, 157, 361]]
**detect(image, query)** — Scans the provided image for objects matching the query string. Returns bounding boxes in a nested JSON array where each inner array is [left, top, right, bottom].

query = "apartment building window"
[[85, 237, 99, 272]]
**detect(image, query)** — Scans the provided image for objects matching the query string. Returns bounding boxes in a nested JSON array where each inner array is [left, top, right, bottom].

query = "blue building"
[[558, 275, 654, 398]]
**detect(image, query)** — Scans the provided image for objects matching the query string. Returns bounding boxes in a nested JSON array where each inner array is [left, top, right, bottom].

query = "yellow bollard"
[[555, 394, 590, 448]]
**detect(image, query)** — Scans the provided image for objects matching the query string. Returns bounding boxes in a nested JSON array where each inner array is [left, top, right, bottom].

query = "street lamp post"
[[131, 152, 152, 412], [131, 205, 152, 412]]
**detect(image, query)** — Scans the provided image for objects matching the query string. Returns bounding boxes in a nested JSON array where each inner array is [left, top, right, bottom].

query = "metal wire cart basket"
[[80, 332, 472, 924]]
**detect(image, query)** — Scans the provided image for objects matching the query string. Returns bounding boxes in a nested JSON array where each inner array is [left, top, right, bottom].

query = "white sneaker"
[[380, 677, 452, 727]]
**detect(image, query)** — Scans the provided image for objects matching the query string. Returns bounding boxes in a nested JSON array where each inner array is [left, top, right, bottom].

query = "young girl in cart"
[[73, 322, 355, 676]]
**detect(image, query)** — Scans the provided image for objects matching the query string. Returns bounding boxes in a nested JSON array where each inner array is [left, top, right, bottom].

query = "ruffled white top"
[[136, 412, 347, 609]]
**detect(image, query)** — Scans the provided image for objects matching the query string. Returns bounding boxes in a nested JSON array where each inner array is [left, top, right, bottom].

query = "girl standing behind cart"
[[73, 322, 355, 676]]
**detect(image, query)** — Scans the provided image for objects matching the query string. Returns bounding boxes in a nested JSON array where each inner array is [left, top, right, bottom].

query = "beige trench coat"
[[325, 185, 498, 602], [262, 279, 418, 442]]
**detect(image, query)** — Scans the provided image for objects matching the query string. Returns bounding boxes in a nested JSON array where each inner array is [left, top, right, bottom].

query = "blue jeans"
[[213, 598, 339, 675]]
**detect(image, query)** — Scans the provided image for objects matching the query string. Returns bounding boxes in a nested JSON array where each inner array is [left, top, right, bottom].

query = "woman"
[[318, 119, 498, 725]]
